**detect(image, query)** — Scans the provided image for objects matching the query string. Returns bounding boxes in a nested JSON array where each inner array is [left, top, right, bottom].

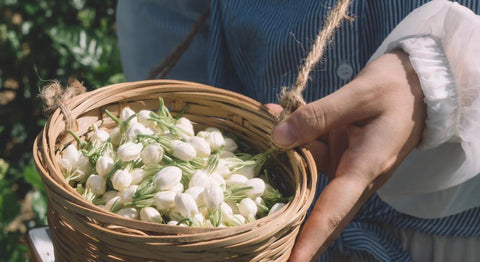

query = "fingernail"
[[273, 121, 296, 147]]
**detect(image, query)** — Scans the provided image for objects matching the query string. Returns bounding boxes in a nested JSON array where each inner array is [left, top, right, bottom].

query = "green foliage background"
[[0, 0, 123, 260]]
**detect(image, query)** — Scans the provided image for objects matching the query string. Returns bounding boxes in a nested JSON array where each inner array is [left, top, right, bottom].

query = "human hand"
[[271, 50, 426, 262]]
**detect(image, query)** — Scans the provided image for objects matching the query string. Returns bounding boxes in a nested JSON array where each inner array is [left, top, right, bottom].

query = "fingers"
[[264, 103, 283, 116], [272, 84, 380, 149], [304, 140, 329, 174], [288, 148, 379, 262]]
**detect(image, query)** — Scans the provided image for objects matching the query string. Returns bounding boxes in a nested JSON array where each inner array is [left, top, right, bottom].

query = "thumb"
[[272, 84, 379, 148]]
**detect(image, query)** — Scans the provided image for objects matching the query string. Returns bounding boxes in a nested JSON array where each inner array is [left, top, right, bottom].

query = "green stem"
[[104, 108, 120, 125]]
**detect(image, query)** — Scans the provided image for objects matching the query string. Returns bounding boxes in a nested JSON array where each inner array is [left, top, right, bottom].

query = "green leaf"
[[47, 26, 110, 68], [0, 190, 20, 227], [0, 158, 8, 177], [22, 164, 44, 191]]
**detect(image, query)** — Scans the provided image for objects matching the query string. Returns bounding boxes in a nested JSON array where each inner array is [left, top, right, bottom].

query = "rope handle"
[[147, 0, 352, 120], [279, 0, 353, 119], [40, 1, 352, 132]]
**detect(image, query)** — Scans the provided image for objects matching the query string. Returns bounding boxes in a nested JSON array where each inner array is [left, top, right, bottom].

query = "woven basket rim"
[[33, 79, 318, 261]]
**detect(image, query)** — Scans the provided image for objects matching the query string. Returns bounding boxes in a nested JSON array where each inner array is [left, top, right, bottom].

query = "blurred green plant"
[[0, 0, 123, 261]]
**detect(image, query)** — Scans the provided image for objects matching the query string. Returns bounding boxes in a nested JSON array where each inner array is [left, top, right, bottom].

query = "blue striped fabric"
[[205, 1, 480, 261]]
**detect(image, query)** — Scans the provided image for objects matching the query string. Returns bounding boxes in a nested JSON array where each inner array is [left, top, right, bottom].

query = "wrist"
[[387, 35, 458, 149]]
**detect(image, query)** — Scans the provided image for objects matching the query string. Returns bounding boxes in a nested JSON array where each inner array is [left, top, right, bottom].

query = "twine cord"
[[279, 0, 352, 119], [40, 78, 86, 131]]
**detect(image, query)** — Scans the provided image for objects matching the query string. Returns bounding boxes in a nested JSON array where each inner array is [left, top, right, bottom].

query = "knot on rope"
[[39, 78, 86, 131], [279, 86, 306, 118]]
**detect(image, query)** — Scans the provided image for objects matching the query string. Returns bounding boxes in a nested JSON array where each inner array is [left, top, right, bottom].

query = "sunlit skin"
[[267, 50, 426, 262]]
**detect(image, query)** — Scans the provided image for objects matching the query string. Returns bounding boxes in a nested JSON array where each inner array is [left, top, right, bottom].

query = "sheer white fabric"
[[369, 0, 480, 218]]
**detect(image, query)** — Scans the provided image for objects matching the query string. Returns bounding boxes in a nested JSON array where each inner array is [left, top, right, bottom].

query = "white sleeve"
[[368, 0, 480, 218]]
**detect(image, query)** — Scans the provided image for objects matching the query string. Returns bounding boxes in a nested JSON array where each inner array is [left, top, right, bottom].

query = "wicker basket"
[[33, 80, 317, 262]]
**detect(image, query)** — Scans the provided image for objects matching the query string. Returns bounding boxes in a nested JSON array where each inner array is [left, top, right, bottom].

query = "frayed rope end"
[[39, 78, 86, 131]]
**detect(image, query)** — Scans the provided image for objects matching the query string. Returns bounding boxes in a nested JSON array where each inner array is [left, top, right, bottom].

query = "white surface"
[[368, 0, 480, 218], [28, 227, 55, 262]]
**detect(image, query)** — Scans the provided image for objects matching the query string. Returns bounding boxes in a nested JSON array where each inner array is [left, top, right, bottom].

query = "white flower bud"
[[75, 154, 92, 181], [191, 213, 205, 226], [226, 174, 248, 188], [187, 136, 211, 158], [130, 168, 145, 185], [96, 190, 118, 205], [244, 178, 265, 198], [177, 117, 193, 128], [59, 144, 80, 165], [205, 127, 220, 133], [140, 207, 163, 223], [168, 207, 184, 221], [203, 184, 224, 209], [169, 183, 184, 194], [141, 143, 164, 165], [214, 159, 231, 178], [138, 110, 156, 128], [188, 170, 209, 188], [86, 174, 106, 196], [117, 142, 143, 162], [167, 220, 187, 227], [220, 202, 233, 216], [120, 107, 137, 124], [153, 166, 182, 191], [237, 165, 255, 179], [210, 173, 226, 188], [172, 140, 196, 162], [232, 214, 246, 225], [269, 203, 286, 215], [264, 183, 276, 196], [255, 196, 265, 206], [153, 191, 176, 210], [223, 138, 238, 152], [111, 169, 132, 190], [126, 122, 148, 141], [110, 127, 121, 146], [238, 198, 257, 218], [92, 129, 110, 144], [224, 214, 245, 226], [96, 155, 114, 177], [59, 145, 92, 181], [185, 186, 204, 205], [176, 117, 194, 138], [196, 131, 209, 139], [119, 185, 138, 204], [206, 131, 225, 151], [117, 207, 138, 219], [104, 196, 121, 211], [175, 193, 199, 217]]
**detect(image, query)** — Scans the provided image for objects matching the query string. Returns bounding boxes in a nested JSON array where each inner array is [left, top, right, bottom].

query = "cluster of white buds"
[[59, 97, 289, 227]]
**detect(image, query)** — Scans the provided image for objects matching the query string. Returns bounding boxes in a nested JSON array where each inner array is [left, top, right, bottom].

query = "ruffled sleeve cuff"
[[386, 35, 459, 149], [369, 0, 480, 218]]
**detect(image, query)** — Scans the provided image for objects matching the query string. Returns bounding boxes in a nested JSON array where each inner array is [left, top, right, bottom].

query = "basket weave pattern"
[[33, 80, 317, 261]]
